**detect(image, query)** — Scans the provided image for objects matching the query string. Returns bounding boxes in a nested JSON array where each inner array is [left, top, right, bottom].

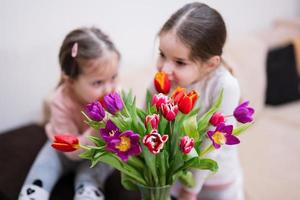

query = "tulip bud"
[[145, 114, 160, 129], [154, 71, 171, 94], [103, 92, 124, 114], [209, 112, 225, 126], [51, 135, 79, 152], [179, 136, 195, 154], [178, 90, 198, 114], [152, 93, 169, 110], [85, 101, 105, 121], [161, 102, 178, 121], [233, 101, 255, 123]]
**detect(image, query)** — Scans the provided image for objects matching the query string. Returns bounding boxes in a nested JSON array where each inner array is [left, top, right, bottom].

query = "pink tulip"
[[161, 102, 178, 121], [142, 130, 168, 154], [209, 112, 225, 126], [145, 114, 160, 129], [179, 136, 195, 154]]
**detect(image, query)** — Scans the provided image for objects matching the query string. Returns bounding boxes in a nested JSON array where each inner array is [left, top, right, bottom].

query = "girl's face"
[[157, 31, 213, 87], [70, 51, 119, 104]]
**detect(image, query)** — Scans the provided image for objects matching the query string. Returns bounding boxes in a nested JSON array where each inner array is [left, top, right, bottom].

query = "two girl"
[[20, 2, 244, 200]]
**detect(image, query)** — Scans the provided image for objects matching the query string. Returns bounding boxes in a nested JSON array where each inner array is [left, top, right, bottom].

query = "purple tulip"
[[103, 92, 124, 114], [85, 101, 105, 121], [208, 123, 240, 149], [106, 130, 142, 162], [100, 120, 121, 142], [233, 101, 255, 123]]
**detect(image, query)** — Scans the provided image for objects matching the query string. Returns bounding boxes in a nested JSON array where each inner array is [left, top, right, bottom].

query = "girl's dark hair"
[[159, 2, 226, 62], [59, 27, 120, 80]]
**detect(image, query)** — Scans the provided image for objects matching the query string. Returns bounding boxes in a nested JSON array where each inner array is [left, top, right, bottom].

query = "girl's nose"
[[161, 62, 173, 75], [103, 82, 115, 94]]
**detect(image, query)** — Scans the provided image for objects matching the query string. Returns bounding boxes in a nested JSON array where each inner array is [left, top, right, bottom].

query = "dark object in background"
[[0, 124, 140, 200], [265, 43, 300, 105]]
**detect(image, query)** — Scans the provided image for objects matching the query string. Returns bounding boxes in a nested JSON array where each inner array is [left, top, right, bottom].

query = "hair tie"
[[71, 42, 78, 58]]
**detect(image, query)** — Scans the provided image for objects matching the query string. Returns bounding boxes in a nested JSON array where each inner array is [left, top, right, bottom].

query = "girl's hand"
[[178, 188, 198, 200]]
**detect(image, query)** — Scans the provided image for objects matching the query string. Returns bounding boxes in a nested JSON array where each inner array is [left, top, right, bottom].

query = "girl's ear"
[[206, 55, 221, 68], [62, 73, 74, 84]]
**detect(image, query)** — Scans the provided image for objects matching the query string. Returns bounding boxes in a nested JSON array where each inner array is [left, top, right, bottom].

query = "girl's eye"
[[112, 74, 118, 80], [175, 60, 186, 66], [159, 52, 165, 58], [92, 80, 103, 87]]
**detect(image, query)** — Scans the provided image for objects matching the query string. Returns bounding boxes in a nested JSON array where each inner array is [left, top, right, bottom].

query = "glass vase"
[[137, 184, 171, 200]]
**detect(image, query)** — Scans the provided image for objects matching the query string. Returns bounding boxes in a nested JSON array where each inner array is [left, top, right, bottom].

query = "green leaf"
[[91, 151, 106, 167], [178, 171, 195, 187], [149, 105, 157, 114], [167, 150, 184, 184], [158, 115, 168, 134], [183, 114, 198, 140], [194, 140, 202, 155], [125, 97, 146, 135], [121, 172, 138, 191], [233, 123, 253, 136], [136, 108, 147, 122], [122, 89, 134, 107], [111, 116, 131, 132], [186, 107, 201, 118], [79, 148, 96, 160], [98, 154, 147, 185], [183, 148, 199, 161], [146, 90, 153, 110], [127, 156, 145, 171], [87, 135, 105, 147], [175, 157, 218, 174]]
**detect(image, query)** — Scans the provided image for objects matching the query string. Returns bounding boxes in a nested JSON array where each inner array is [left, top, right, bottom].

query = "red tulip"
[[178, 90, 198, 114], [161, 102, 178, 121], [171, 87, 186, 104], [179, 136, 195, 154], [51, 135, 79, 152], [209, 112, 225, 126], [154, 71, 171, 94]]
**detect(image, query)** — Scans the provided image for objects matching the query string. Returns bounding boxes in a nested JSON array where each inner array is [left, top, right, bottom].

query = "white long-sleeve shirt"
[[182, 65, 243, 194]]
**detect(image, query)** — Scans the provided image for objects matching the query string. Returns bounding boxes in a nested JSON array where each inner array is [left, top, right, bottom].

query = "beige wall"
[[0, 0, 299, 132]]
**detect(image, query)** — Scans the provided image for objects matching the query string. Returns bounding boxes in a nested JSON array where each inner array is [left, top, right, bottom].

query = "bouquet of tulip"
[[52, 72, 254, 199]]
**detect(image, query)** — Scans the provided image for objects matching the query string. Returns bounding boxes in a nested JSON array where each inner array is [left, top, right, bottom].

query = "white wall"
[[0, 0, 299, 133]]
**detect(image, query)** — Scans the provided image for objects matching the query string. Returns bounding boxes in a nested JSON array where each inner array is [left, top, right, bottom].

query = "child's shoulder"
[[47, 84, 74, 111], [211, 66, 240, 97]]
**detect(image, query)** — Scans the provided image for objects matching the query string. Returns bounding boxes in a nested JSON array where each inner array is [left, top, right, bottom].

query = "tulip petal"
[[226, 135, 240, 145]]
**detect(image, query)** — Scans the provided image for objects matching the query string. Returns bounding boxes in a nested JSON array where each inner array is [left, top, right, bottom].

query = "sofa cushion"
[[265, 44, 300, 105]]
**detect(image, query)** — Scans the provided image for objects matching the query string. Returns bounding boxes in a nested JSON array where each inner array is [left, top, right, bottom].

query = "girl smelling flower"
[[19, 27, 120, 200], [152, 2, 255, 200]]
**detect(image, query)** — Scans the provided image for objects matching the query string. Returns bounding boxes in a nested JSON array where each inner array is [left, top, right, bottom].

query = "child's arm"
[[45, 100, 98, 161]]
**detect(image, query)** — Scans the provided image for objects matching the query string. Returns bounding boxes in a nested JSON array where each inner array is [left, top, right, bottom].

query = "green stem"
[[128, 156, 145, 170], [200, 145, 215, 157], [81, 111, 92, 121], [79, 144, 91, 151]]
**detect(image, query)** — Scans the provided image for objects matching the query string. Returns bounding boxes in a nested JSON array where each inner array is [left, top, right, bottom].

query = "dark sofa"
[[0, 124, 140, 200]]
